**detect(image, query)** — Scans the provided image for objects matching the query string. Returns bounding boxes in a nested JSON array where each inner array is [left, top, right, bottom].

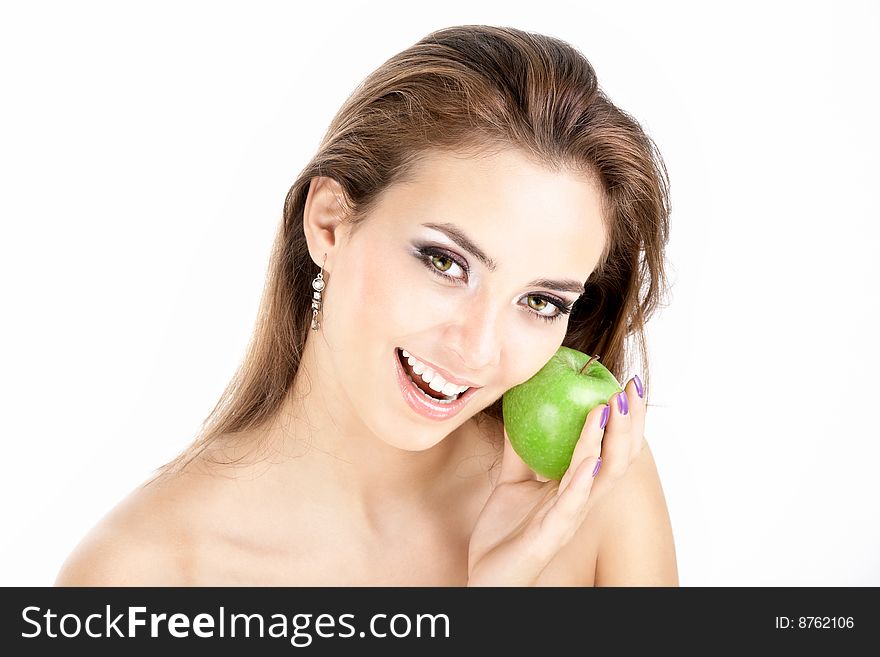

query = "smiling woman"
[[55, 25, 676, 587]]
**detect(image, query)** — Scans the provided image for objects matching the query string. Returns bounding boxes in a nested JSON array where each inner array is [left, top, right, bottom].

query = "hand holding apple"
[[467, 367, 646, 586], [502, 346, 623, 480]]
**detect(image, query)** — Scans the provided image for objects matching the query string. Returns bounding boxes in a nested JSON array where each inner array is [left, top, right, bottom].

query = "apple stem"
[[579, 354, 600, 375]]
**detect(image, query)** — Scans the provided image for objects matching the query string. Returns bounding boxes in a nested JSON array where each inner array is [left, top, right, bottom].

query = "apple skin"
[[502, 346, 623, 480]]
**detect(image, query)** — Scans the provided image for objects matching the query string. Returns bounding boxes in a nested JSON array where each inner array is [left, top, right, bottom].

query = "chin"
[[375, 426, 449, 452]]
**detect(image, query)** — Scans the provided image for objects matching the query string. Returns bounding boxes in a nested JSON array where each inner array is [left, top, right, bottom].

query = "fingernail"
[[633, 374, 644, 399], [592, 457, 602, 478], [599, 405, 610, 430], [616, 391, 629, 415]]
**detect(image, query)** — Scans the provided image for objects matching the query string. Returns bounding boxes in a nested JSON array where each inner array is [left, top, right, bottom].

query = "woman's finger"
[[498, 425, 536, 484], [537, 454, 601, 549], [594, 388, 632, 484], [557, 402, 607, 497], [624, 375, 647, 461]]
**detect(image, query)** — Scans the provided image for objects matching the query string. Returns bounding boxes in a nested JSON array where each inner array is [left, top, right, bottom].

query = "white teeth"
[[405, 374, 459, 404], [399, 349, 472, 395], [429, 375, 448, 393]]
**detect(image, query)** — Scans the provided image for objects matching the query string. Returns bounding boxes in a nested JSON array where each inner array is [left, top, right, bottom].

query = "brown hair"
[[146, 24, 671, 484]]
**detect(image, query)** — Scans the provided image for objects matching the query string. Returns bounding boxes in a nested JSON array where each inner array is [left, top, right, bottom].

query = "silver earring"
[[310, 253, 327, 330]]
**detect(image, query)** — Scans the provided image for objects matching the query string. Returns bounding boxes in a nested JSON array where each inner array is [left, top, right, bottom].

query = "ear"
[[302, 176, 350, 272]]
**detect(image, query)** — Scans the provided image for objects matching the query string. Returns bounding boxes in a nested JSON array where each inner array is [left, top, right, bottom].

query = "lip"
[[393, 348, 480, 421]]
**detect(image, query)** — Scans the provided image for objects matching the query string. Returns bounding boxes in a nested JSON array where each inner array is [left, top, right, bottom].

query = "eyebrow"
[[420, 222, 587, 296]]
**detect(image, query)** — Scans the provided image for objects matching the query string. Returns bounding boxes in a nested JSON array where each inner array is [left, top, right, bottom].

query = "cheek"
[[383, 270, 463, 337], [326, 247, 438, 350], [327, 251, 402, 340], [501, 331, 561, 389], [370, 255, 466, 338]]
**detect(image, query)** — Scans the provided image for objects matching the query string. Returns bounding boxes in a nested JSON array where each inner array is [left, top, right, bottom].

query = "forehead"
[[373, 148, 608, 280]]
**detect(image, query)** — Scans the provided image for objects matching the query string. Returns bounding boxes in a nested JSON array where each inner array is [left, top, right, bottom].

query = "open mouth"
[[396, 348, 470, 404]]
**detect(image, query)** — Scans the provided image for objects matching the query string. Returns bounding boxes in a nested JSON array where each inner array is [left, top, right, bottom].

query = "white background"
[[1, 0, 878, 586]]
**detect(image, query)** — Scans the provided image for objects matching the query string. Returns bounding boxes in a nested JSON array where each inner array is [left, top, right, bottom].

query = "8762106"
[[775, 617, 854, 629], [799, 617, 854, 629]]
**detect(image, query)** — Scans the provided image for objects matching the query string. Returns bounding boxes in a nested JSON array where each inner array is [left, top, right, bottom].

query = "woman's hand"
[[467, 376, 646, 586]]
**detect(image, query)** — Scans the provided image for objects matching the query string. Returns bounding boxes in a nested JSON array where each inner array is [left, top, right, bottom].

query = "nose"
[[444, 299, 503, 372]]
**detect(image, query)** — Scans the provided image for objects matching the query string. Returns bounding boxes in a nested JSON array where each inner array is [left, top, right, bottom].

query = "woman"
[[56, 25, 677, 586]]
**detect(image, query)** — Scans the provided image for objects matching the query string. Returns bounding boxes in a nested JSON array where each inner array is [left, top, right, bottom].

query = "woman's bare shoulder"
[[54, 471, 205, 587]]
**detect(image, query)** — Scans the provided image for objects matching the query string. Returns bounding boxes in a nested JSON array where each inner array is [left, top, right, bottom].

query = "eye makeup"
[[411, 243, 575, 324]]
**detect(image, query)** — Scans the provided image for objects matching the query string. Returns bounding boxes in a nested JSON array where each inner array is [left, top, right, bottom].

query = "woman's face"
[[315, 147, 608, 451]]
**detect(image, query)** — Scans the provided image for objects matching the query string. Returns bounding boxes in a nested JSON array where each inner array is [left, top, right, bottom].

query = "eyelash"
[[415, 246, 574, 324]]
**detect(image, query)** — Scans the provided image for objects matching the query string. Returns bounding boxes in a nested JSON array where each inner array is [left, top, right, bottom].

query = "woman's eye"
[[528, 295, 570, 322], [430, 254, 455, 273], [529, 296, 556, 312], [419, 248, 467, 280]]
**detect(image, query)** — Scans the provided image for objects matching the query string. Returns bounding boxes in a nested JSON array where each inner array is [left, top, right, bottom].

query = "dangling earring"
[[310, 253, 327, 331]]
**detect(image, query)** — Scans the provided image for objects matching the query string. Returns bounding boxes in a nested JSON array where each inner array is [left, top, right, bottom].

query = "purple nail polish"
[[633, 374, 644, 399], [592, 457, 602, 478], [617, 391, 629, 415], [599, 405, 610, 430]]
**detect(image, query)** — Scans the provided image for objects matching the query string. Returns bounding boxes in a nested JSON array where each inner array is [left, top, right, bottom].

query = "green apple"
[[502, 346, 623, 480]]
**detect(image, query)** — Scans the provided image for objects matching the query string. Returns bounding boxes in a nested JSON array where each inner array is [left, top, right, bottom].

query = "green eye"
[[527, 296, 548, 311], [431, 255, 454, 272]]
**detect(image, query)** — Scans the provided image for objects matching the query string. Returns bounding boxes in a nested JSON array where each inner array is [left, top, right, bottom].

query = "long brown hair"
[[146, 25, 671, 485]]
